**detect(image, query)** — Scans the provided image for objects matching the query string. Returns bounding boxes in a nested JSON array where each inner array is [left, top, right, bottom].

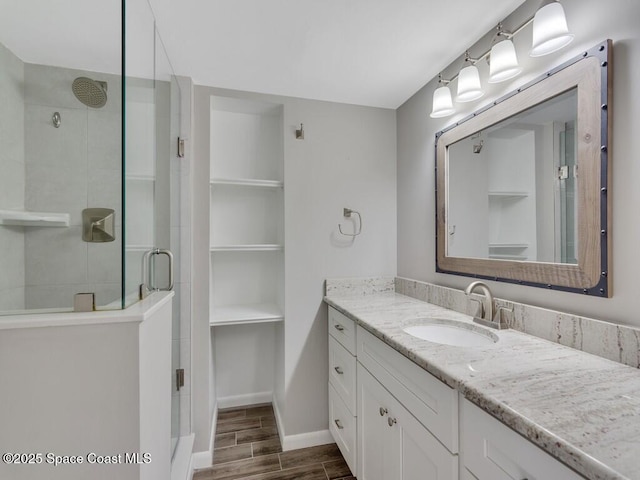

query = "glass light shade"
[[530, 2, 574, 57], [488, 39, 522, 83], [456, 65, 484, 102], [430, 85, 455, 118]]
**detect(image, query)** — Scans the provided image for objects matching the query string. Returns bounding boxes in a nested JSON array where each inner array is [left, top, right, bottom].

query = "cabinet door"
[[358, 363, 392, 480], [461, 398, 584, 480], [358, 364, 457, 480]]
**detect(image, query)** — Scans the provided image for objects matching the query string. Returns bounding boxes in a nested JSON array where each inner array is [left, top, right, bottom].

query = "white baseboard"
[[272, 394, 333, 451], [190, 403, 217, 470], [171, 434, 194, 480], [217, 391, 273, 409], [281, 429, 334, 451], [272, 394, 286, 445]]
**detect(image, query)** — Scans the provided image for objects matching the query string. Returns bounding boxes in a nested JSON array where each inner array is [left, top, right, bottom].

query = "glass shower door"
[[124, 0, 183, 457]]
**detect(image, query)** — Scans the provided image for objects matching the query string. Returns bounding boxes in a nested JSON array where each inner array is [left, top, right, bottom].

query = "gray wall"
[[0, 42, 25, 311], [397, 0, 640, 326]]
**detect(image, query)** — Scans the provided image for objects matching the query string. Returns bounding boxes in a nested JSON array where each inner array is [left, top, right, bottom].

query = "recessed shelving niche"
[[209, 96, 284, 327]]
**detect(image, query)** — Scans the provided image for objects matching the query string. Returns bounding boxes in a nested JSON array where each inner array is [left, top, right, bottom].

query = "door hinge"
[[177, 137, 185, 158], [558, 165, 569, 180], [176, 368, 185, 391]]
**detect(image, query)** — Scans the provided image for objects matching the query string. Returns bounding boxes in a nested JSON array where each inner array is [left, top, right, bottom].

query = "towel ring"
[[338, 208, 362, 237]]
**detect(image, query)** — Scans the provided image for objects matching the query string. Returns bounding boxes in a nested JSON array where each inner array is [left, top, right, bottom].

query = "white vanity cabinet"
[[358, 364, 458, 480], [356, 325, 458, 480], [460, 398, 584, 480], [328, 307, 358, 474], [327, 305, 585, 480]]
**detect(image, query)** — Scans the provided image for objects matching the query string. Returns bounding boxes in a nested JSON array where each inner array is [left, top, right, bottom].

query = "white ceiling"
[[0, 0, 526, 109], [148, 0, 525, 108]]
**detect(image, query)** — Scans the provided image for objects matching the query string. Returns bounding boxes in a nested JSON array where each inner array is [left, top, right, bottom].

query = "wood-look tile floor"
[[193, 403, 355, 480]]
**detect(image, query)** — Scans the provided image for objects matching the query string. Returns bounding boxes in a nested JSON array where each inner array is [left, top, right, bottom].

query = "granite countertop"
[[324, 291, 640, 480]]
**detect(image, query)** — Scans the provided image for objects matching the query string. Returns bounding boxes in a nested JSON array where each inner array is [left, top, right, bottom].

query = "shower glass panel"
[[0, 2, 123, 313]]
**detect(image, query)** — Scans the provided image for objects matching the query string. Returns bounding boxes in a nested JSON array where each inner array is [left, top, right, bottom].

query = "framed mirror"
[[436, 40, 611, 296]]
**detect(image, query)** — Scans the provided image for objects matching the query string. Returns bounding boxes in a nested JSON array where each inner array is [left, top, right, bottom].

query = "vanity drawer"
[[329, 382, 357, 475], [329, 335, 357, 412], [357, 326, 458, 453], [328, 307, 356, 354], [461, 398, 584, 480]]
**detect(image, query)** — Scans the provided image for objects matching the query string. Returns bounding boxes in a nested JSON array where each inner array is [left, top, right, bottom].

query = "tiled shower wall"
[[0, 39, 123, 312], [0, 42, 26, 311], [23, 63, 122, 309]]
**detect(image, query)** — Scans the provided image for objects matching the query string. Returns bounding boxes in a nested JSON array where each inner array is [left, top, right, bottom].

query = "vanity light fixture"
[[530, 1, 574, 56], [429, 1, 573, 117], [430, 75, 456, 118], [456, 52, 484, 102], [488, 24, 522, 83]]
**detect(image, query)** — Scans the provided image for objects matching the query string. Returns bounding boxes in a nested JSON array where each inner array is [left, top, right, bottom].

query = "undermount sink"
[[403, 320, 498, 347]]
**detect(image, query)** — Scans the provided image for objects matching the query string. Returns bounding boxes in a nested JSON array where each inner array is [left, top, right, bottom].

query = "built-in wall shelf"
[[210, 303, 284, 326], [126, 245, 154, 252], [489, 254, 528, 260], [0, 210, 70, 227], [210, 244, 284, 252], [126, 174, 156, 182], [210, 178, 283, 189], [488, 191, 528, 199], [489, 243, 529, 248]]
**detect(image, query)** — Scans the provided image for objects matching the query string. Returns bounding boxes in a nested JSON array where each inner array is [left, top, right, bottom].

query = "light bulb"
[[530, 2, 574, 57], [456, 65, 484, 102], [488, 39, 522, 83], [430, 85, 455, 118]]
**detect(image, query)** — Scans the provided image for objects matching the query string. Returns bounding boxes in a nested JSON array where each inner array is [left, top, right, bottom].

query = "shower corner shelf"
[[210, 303, 284, 326], [0, 210, 70, 227]]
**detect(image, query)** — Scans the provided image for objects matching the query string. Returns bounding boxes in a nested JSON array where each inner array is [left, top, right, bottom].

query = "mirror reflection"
[[447, 89, 577, 264]]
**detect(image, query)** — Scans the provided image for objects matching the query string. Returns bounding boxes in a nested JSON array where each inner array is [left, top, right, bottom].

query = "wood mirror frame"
[[435, 40, 612, 296]]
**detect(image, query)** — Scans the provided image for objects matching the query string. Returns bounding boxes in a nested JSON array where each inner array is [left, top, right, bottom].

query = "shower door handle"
[[150, 248, 174, 291], [140, 248, 174, 299]]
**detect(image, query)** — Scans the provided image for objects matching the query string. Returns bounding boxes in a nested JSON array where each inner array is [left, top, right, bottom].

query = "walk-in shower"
[[0, 0, 189, 461]]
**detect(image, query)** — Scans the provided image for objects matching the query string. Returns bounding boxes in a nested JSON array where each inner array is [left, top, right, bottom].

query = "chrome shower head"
[[473, 139, 484, 154], [72, 77, 107, 108]]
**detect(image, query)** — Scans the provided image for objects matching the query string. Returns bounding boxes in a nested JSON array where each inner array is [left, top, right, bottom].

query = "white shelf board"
[[489, 243, 529, 249], [488, 191, 528, 198], [489, 254, 528, 260], [210, 178, 283, 188], [126, 174, 156, 182], [210, 303, 284, 326], [0, 210, 70, 227], [210, 244, 284, 252], [126, 245, 154, 252]]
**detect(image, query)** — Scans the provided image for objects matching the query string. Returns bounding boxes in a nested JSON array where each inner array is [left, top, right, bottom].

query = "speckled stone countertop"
[[324, 292, 640, 480]]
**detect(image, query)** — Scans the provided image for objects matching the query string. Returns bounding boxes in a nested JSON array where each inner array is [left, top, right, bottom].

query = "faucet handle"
[[492, 305, 513, 328], [468, 297, 484, 318]]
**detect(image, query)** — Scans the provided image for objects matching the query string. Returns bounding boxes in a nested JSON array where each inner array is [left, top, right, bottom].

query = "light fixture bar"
[[439, 16, 536, 85], [430, 1, 572, 117]]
